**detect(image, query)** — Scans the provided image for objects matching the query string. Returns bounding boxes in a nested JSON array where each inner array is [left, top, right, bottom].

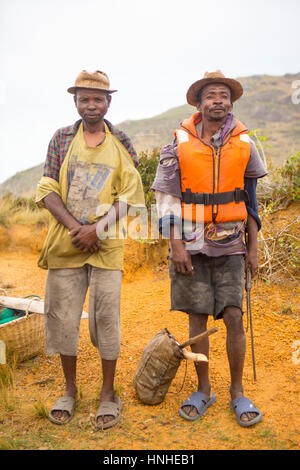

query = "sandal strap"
[[180, 391, 212, 414], [51, 396, 75, 414], [96, 396, 122, 419], [231, 397, 260, 417]]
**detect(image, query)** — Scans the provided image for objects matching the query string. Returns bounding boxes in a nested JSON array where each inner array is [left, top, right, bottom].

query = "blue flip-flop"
[[230, 396, 262, 427], [179, 391, 216, 421]]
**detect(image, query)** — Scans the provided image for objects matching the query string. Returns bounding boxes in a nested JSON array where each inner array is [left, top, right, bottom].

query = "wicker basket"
[[0, 296, 45, 362]]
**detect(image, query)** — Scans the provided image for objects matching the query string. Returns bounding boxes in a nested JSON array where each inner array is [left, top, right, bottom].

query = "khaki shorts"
[[170, 254, 245, 319], [44, 265, 122, 360]]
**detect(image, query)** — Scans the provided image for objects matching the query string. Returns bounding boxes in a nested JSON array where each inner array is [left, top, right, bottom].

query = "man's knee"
[[189, 313, 208, 335], [223, 306, 244, 333]]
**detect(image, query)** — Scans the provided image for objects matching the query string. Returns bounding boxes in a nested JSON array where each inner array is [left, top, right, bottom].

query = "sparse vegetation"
[[33, 398, 48, 419], [0, 192, 48, 228], [0, 363, 14, 388], [257, 152, 300, 282], [0, 353, 18, 420], [137, 147, 160, 208], [257, 151, 300, 213]]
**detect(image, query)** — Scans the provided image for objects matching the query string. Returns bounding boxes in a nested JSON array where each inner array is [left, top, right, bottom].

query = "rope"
[[184, 218, 247, 245], [168, 358, 188, 395], [176, 359, 188, 394], [25, 296, 42, 318]]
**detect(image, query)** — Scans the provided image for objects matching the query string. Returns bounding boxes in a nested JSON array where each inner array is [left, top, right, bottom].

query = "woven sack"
[[133, 328, 183, 405], [0, 297, 45, 362]]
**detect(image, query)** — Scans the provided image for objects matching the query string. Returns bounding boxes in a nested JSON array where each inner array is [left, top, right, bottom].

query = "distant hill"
[[120, 72, 300, 160], [1, 72, 299, 197], [0, 163, 44, 198]]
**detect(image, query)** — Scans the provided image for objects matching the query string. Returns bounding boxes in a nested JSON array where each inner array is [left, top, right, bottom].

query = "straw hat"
[[67, 70, 117, 94], [186, 70, 243, 106]]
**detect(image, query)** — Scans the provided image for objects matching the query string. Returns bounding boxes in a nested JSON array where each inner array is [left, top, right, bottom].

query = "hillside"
[[0, 163, 44, 198], [0, 72, 299, 197]]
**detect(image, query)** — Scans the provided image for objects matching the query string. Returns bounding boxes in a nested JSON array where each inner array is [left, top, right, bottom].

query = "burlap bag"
[[133, 328, 183, 405]]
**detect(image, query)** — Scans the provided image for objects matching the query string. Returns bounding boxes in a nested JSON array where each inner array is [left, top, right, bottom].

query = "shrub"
[[257, 151, 300, 212], [276, 151, 300, 202], [137, 147, 160, 208]]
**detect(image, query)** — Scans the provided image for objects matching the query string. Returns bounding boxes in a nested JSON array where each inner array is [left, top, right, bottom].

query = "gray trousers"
[[44, 265, 122, 360]]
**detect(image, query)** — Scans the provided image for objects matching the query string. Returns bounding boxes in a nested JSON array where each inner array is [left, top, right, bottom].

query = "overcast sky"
[[0, 0, 299, 184]]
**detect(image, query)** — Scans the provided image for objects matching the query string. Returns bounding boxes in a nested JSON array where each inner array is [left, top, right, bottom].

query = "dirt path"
[[0, 239, 299, 450]]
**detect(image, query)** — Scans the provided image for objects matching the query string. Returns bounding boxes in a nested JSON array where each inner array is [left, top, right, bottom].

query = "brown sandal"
[[48, 396, 76, 425], [95, 395, 122, 430]]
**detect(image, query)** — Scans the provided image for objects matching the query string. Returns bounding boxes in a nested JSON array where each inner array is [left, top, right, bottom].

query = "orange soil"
[[0, 219, 299, 451]]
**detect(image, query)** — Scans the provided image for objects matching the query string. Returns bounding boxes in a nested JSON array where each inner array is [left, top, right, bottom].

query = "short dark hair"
[[197, 83, 233, 104]]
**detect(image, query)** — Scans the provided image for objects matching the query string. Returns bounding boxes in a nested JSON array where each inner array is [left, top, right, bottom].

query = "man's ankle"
[[100, 387, 115, 401], [65, 384, 77, 398], [230, 386, 244, 400], [197, 384, 211, 396]]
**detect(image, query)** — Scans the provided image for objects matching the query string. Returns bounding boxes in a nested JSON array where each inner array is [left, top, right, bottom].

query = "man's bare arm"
[[245, 214, 258, 277], [43, 192, 81, 231], [43, 192, 100, 253]]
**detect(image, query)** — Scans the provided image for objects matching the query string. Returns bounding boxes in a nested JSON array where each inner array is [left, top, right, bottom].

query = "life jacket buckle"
[[184, 188, 192, 204], [234, 188, 242, 204], [203, 193, 210, 205]]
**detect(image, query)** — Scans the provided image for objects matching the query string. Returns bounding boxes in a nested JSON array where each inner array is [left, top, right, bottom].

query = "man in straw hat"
[[36, 70, 144, 429], [152, 71, 267, 427]]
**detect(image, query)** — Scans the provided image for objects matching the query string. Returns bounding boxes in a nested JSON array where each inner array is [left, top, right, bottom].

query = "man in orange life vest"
[[152, 71, 267, 427]]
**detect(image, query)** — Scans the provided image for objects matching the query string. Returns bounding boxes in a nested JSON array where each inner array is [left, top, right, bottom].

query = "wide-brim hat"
[[186, 70, 243, 106], [67, 70, 117, 94]]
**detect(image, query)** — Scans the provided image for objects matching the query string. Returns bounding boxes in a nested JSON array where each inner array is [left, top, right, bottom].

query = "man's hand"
[[171, 238, 194, 275], [245, 247, 258, 278], [43, 193, 128, 255], [69, 224, 101, 253]]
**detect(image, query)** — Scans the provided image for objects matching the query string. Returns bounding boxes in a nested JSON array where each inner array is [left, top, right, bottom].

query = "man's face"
[[74, 89, 111, 124], [196, 83, 232, 121]]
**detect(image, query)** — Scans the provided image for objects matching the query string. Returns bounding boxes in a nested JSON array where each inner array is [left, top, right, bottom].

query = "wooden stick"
[[181, 348, 208, 362], [179, 327, 218, 349]]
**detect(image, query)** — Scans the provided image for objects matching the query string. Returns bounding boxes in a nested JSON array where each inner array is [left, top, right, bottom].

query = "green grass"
[[33, 399, 48, 418], [0, 363, 14, 388]]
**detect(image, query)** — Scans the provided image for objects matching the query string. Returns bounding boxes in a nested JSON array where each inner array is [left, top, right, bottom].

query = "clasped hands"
[[68, 223, 101, 254]]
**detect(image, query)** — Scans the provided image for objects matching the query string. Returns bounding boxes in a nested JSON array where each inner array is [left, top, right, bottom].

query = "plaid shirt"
[[43, 119, 138, 181]]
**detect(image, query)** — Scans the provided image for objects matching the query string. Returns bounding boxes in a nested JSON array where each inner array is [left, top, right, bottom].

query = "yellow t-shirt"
[[36, 122, 145, 270]]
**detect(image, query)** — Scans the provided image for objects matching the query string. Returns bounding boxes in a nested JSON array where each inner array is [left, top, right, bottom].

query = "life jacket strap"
[[182, 188, 249, 205]]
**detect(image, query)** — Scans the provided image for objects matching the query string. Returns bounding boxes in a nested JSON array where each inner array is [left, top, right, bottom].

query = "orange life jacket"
[[175, 113, 251, 223]]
